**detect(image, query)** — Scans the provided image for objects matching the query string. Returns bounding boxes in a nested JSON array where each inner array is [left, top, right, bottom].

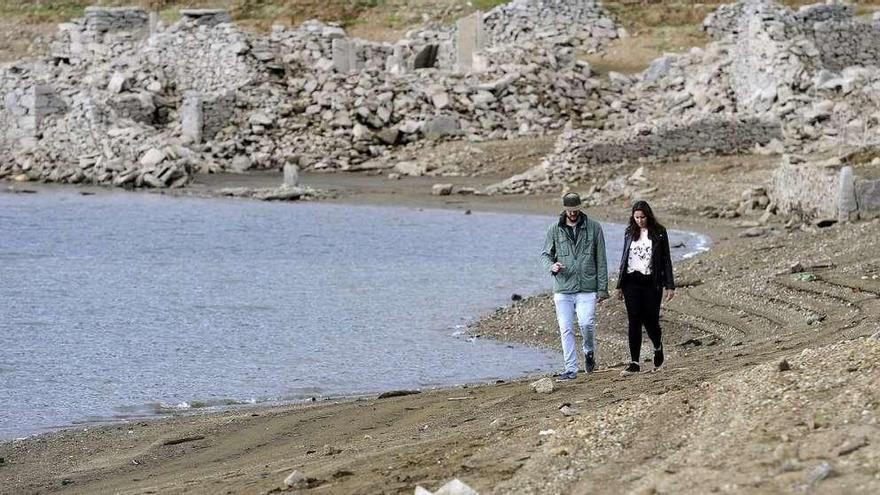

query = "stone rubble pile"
[[585, 165, 658, 206], [694, 0, 880, 150], [488, 0, 880, 195], [0, 1, 621, 190], [0, 7, 272, 189], [696, 186, 777, 227], [483, 0, 621, 53], [13, 0, 880, 200], [220, 40, 599, 172], [267, 20, 391, 74]]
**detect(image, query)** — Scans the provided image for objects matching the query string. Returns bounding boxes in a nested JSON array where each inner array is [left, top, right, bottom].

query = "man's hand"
[[597, 294, 608, 305], [665, 289, 676, 302], [551, 262, 565, 274]]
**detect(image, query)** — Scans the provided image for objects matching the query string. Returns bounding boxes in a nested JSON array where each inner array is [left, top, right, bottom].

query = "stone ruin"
[[482, 0, 623, 53], [0, 0, 620, 189], [487, 0, 880, 204], [771, 152, 880, 222], [488, 116, 782, 194], [4, 0, 880, 217]]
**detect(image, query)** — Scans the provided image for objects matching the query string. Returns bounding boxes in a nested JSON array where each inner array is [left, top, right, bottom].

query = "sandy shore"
[[2, 157, 880, 494]]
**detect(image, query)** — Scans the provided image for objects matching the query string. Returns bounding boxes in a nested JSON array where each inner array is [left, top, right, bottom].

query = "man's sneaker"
[[555, 370, 578, 381], [620, 362, 640, 376], [584, 351, 596, 373], [654, 347, 665, 369]]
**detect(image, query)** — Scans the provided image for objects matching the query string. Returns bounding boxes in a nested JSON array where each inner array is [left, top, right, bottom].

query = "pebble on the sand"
[[432, 183, 454, 196], [284, 470, 309, 488], [530, 377, 555, 394], [415, 478, 479, 495], [284, 470, 308, 488]]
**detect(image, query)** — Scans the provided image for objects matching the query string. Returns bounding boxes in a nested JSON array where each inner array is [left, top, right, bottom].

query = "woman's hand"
[[665, 289, 676, 302], [615, 289, 623, 301]]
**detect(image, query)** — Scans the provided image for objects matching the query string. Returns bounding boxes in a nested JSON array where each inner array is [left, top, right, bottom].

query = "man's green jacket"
[[540, 213, 609, 297]]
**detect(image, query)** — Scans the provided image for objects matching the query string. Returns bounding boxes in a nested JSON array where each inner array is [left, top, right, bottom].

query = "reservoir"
[[0, 190, 706, 439]]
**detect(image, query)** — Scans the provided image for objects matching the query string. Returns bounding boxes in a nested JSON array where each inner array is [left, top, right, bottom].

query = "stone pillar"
[[456, 11, 485, 73], [181, 91, 203, 144], [387, 44, 409, 74], [84, 7, 150, 39], [283, 163, 299, 186], [332, 38, 360, 74], [149, 11, 160, 36], [20, 85, 66, 136], [838, 165, 857, 222]]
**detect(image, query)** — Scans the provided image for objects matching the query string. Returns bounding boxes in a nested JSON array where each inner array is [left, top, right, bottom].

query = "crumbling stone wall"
[[84, 6, 149, 37], [856, 178, 880, 219], [793, 3, 854, 24], [707, 1, 880, 97], [489, 116, 782, 193], [265, 0, 619, 77], [1, 67, 69, 153], [634, 0, 880, 155], [483, 0, 619, 52], [50, 7, 151, 64], [771, 156, 840, 220], [771, 154, 880, 221], [179, 9, 232, 27], [404, 26, 456, 71], [143, 23, 256, 95], [227, 40, 597, 171], [269, 21, 401, 74], [482, 0, 880, 199], [727, 1, 818, 113], [703, 1, 750, 40], [3, 1, 625, 188], [1, 67, 34, 151], [201, 90, 237, 140], [810, 19, 880, 71]]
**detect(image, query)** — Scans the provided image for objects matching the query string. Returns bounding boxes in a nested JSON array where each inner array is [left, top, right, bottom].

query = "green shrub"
[[472, 0, 508, 10]]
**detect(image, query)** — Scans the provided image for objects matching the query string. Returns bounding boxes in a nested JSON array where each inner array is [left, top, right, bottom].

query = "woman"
[[615, 200, 675, 375]]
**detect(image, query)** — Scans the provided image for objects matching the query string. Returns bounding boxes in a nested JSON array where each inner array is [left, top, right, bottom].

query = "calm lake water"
[[0, 190, 707, 439]]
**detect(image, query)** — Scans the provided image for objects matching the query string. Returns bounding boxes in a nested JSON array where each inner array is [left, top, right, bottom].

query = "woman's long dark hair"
[[627, 200, 664, 241]]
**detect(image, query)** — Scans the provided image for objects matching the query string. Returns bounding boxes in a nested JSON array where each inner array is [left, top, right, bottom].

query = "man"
[[540, 192, 609, 380]]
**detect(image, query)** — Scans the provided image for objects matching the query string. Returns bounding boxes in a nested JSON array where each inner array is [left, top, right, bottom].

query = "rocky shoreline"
[[2, 163, 879, 493]]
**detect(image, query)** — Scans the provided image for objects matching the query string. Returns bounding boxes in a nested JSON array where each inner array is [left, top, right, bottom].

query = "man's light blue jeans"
[[553, 292, 597, 373]]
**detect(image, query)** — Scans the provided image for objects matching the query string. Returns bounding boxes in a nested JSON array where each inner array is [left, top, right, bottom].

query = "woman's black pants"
[[621, 272, 663, 363]]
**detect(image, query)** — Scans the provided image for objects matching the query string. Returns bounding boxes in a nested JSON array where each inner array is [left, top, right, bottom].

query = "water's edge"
[[0, 190, 711, 440]]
